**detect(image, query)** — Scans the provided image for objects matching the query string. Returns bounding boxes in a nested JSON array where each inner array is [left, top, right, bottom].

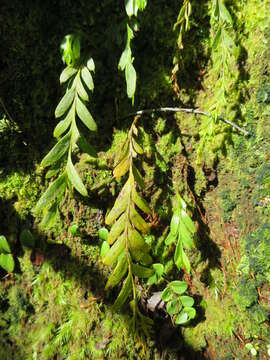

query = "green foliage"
[[69, 224, 79, 236], [245, 224, 270, 284], [35, 36, 97, 227], [0, 235, 14, 272], [211, 0, 236, 105], [147, 263, 164, 285], [161, 280, 196, 325], [103, 116, 153, 331], [119, 0, 148, 103], [174, 0, 192, 49], [60, 34, 81, 66], [234, 276, 258, 310], [165, 194, 196, 273], [20, 229, 35, 248]]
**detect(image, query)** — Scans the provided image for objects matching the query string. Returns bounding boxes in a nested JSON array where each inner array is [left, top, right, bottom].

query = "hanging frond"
[[165, 193, 196, 273], [174, 0, 192, 50], [34, 37, 97, 228], [103, 116, 153, 331]]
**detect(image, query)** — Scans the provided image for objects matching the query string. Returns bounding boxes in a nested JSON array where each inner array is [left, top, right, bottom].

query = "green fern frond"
[[103, 116, 153, 331], [35, 47, 97, 228], [174, 0, 192, 50]]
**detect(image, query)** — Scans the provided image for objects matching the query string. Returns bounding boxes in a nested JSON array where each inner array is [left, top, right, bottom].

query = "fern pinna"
[[103, 116, 154, 331]]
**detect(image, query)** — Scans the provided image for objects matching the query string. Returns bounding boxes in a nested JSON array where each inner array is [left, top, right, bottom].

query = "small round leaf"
[[98, 227, 109, 241], [169, 280, 188, 295]]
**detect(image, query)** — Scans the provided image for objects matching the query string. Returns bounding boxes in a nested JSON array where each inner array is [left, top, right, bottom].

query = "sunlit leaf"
[[105, 179, 131, 225], [147, 273, 158, 285], [125, 62, 136, 99], [41, 132, 70, 168], [181, 210, 195, 234], [0, 235, 11, 254], [165, 232, 177, 246], [107, 212, 126, 245], [103, 234, 125, 266], [170, 213, 180, 235], [77, 76, 89, 101], [153, 263, 164, 276], [98, 227, 109, 241], [219, 2, 233, 24], [113, 156, 130, 179], [100, 241, 110, 258], [130, 206, 150, 233], [106, 254, 128, 289], [60, 66, 78, 84], [55, 89, 75, 118], [34, 172, 67, 213], [54, 107, 73, 138], [182, 250, 191, 273], [170, 280, 188, 295], [180, 296, 194, 307], [132, 188, 151, 214], [161, 287, 174, 302], [175, 311, 188, 325], [113, 272, 132, 310], [128, 228, 147, 250], [69, 224, 79, 236], [76, 97, 97, 131], [119, 47, 132, 71], [81, 67, 94, 91], [179, 222, 194, 250], [137, 0, 147, 11], [66, 157, 88, 196], [115, 139, 129, 165], [87, 58, 95, 72], [0, 254, 14, 273], [40, 202, 58, 229], [167, 299, 180, 315], [132, 138, 143, 155]]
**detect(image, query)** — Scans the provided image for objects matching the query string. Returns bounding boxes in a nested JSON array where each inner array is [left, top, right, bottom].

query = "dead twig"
[[122, 107, 249, 136]]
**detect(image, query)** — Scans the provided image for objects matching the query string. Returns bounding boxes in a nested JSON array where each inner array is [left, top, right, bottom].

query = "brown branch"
[[122, 107, 249, 136]]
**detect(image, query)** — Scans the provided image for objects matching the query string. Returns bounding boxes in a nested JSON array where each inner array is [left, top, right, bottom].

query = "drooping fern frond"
[[103, 116, 154, 331], [211, 0, 237, 105], [118, 0, 148, 103], [165, 193, 196, 273], [34, 36, 97, 228], [174, 0, 192, 50]]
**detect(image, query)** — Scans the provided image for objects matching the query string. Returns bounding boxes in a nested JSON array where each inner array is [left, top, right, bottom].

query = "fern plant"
[[211, 0, 236, 106], [174, 0, 192, 50], [161, 280, 196, 325], [102, 116, 154, 331], [119, 0, 148, 103], [165, 194, 196, 273], [34, 36, 97, 228]]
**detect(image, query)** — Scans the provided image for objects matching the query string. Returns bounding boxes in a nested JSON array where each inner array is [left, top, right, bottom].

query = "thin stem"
[[121, 107, 249, 136]]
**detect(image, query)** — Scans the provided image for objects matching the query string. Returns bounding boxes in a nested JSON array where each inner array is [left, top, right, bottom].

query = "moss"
[[183, 295, 237, 351], [220, 190, 237, 222], [245, 224, 270, 284], [234, 276, 258, 310]]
